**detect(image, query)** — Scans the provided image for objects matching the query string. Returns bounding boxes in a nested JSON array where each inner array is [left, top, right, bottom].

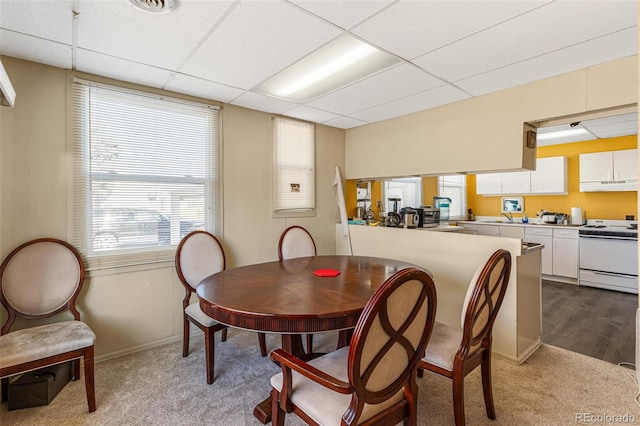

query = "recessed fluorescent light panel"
[[536, 126, 595, 146], [254, 34, 401, 103]]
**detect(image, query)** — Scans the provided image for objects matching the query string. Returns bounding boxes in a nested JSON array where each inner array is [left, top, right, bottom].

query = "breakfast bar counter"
[[336, 224, 542, 364]]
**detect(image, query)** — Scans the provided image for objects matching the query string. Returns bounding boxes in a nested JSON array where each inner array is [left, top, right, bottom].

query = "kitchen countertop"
[[458, 220, 581, 229]]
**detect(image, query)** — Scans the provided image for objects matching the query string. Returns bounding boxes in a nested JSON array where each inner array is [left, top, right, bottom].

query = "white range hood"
[[0, 59, 16, 107]]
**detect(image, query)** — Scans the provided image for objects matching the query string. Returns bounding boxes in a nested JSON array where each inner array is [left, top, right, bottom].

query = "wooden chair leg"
[[481, 355, 496, 420], [73, 358, 81, 380], [205, 327, 215, 384], [452, 371, 466, 426], [306, 334, 314, 354], [84, 346, 97, 412], [258, 333, 267, 357], [183, 315, 190, 357], [336, 328, 353, 349], [1, 377, 8, 402], [271, 388, 285, 426], [221, 328, 228, 342]]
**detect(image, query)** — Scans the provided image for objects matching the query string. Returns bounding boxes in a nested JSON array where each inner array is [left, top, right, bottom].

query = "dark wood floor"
[[542, 280, 637, 365]]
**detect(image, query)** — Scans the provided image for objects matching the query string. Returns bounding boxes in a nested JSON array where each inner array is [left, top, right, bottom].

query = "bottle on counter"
[[522, 212, 528, 223], [467, 208, 475, 221]]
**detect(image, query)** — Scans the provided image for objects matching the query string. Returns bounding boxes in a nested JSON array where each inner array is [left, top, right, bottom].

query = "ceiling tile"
[[587, 122, 638, 139], [414, 0, 638, 82], [282, 105, 341, 123], [76, 0, 235, 69], [307, 64, 444, 115], [0, 29, 71, 69], [581, 113, 638, 139], [0, 0, 73, 44], [231, 91, 299, 114], [76, 49, 172, 89], [351, 0, 546, 60], [287, 0, 394, 30], [164, 73, 245, 103], [181, 1, 341, 90], [350, 84, 470, 123], [456, 27, 638, 96], [323, 116, 368, 129]]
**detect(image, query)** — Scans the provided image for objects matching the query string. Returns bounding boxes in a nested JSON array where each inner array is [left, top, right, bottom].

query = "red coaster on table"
[[313, 269, 341, 277]]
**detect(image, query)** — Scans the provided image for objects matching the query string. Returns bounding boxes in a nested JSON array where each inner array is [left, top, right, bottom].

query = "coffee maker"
[[385, 198, 401, 227]]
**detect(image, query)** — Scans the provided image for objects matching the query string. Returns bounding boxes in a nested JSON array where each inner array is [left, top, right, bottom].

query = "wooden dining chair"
[[270, 267, 437, 426], [278, 225, 318, 354], [176, 230, 267, 384], [418, 249, 512, 426], [0, 238, 96, 412]]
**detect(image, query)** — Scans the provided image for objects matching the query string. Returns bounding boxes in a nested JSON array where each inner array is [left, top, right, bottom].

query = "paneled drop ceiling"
[[0, 0, 637, 131]]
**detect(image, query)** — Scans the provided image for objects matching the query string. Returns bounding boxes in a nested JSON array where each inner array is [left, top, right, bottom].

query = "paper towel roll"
[[571, 207, 583, 225]]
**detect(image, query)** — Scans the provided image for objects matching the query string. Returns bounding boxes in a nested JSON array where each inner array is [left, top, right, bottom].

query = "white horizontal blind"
[[438, 175, 467, 219], [71, 80, 220, 270], [273, 117, 315, 213]]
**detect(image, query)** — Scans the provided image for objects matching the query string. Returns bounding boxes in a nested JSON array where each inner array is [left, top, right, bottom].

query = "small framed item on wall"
[[502, 197, 524, 213]]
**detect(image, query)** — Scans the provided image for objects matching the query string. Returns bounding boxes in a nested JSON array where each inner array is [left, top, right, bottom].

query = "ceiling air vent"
[[129, 0, 176, 14]]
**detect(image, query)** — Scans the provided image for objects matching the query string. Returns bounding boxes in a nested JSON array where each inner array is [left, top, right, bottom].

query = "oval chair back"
[[176, 230, 226, 296], [278, 226, 316, 261], [459, 249, 512, 356], [345, 268, 437, 424]]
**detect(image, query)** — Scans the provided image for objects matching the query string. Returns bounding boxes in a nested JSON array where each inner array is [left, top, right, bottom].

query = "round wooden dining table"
[[196, 254, 430, 424]]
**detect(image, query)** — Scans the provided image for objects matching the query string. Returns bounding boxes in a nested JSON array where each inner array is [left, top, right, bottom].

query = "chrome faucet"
[[501, 212, 513, 223]]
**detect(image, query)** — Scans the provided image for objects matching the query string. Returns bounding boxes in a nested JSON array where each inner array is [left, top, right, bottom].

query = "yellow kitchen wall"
[[468, 135, 638, 220]]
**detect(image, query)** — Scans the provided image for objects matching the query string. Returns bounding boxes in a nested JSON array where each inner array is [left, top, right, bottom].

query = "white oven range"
[[579, 220, 638, 294]]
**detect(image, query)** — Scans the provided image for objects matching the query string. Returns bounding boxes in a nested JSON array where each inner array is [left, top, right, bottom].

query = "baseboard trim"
[[492, 338, 541, 365], [94, 329, 204, 364], [542, 274, 578, 285]]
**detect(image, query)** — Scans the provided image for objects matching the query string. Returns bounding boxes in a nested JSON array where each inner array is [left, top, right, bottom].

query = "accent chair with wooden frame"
[[269, 267, 437, 426], [0, 238, 96, 412], [175, 230, 267, 385], [278, 225, 318, 354], [418, 249, 512, 426]]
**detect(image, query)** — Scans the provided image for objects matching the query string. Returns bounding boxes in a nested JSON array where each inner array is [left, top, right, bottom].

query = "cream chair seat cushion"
[[0, 321, 95, 371], [271, 346, 403, 426], [185, 302, 218, 327], [421, 321, 463, 372]]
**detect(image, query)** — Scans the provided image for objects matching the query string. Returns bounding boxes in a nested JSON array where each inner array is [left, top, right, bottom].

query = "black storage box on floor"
[[7, 361, 72, 411]]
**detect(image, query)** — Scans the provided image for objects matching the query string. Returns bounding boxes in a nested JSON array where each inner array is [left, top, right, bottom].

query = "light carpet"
[[1, 330, 639, 425]]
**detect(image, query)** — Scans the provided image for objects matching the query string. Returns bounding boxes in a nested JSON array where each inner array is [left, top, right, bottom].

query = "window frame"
[[69, 79, 222, 271], [382, 177, 423, 212], [437, 175, 467, 220], [272, 116, 316, 218]]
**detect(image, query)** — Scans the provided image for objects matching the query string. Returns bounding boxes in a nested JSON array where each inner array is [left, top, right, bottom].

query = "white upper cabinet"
[[580, 149, 637, 192], [475, 173, 502, 195], [476, 156, 567, 195], [530, 156, 568, 194], [613, 149, 638, 181], [580, 151, 613, 182], [500, 171, 530, 194]]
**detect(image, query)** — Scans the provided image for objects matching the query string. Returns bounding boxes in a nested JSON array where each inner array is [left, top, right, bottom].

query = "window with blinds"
[[71, 80, 221, 270], [438, 175, 467, 220], [272, 117, 315, 216]]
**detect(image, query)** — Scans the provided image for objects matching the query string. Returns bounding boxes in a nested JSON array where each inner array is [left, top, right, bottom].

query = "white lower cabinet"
[[524, 227, 552, 275], [499, 225, 524, 239], [475, 224, 500, 236], [467, 222, 579, 279], [551, 228, 579, 279]]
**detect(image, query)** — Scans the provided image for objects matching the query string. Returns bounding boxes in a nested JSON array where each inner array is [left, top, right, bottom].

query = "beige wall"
[[345, 56, 637, 180], [0, 56, 346, 359]]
